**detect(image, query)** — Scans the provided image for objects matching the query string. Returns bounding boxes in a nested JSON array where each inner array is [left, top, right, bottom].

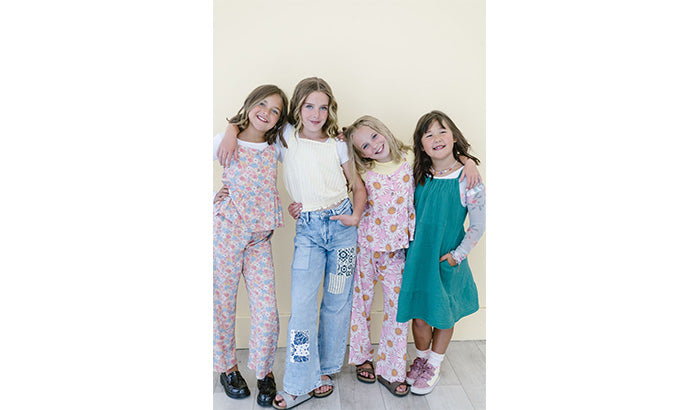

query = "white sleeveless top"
[[282, 126, 349, 212]]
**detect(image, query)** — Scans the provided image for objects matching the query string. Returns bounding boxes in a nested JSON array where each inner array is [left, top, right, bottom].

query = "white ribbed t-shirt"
[[281, 124, 350, 211]]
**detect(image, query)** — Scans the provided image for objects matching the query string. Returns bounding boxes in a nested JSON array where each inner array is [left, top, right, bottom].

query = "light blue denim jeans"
[[282, 198, 357, 395]]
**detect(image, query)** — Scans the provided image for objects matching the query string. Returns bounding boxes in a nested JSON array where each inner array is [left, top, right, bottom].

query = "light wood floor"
[[214, 341, 485, 410]]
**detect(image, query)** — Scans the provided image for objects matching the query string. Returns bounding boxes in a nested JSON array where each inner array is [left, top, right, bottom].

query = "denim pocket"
[[292, 246, 310, 270]]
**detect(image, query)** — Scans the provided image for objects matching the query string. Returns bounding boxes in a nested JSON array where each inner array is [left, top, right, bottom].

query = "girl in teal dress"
[[396, 110, 485, 395]]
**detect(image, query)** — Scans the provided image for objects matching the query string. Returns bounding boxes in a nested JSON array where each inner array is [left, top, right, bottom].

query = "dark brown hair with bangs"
[[412, 110, 480, 186]]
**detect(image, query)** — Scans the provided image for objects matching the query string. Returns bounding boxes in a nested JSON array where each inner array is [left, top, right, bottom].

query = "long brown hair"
[[227, 84, 289, 147], [288, 77, 339, 139], [412, 110, 480, 186]]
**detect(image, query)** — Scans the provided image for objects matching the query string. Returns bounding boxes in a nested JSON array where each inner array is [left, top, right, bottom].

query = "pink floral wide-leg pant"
[[213, 214, 279, 379], [348, 246, 409, 383]]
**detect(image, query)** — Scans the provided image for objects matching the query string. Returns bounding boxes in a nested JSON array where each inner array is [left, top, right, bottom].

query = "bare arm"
[[288, 202, 303, 219], [457, 156, 482, 189], [213, 186, 229, 204], [217, 123, 240, 167], [330, 161, 367, 226]]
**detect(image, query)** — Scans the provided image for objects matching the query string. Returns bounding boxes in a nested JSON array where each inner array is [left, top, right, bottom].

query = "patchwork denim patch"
[[290, 329, 310, 363], [328, 246, 356, 294]]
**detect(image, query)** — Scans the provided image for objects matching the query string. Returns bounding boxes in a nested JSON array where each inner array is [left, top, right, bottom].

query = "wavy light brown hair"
[[413, 110, 480, 186], [288, 77, 339, 139], [343, 115, 409, 179], [227, 84, 289, 146]]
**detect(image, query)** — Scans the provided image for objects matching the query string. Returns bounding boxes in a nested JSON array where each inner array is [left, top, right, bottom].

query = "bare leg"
[[431, 327, 454, 355], [225, 364, 239, 375], [412, 318, 433, 351]]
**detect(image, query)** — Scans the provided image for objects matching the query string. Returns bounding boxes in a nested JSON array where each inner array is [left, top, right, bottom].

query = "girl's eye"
[[371, 134, 376, 139], [320, 106, 328, 111], [305, 104, 312, 109], [362, 144, 368, 150], [272, 110, 279, 115]]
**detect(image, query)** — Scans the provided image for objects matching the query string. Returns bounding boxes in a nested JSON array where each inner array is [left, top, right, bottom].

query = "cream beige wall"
[[214, 0, 485, 347]]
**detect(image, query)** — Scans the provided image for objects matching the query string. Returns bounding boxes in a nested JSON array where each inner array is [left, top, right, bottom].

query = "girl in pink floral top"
[[341, 116, 480, 397], [213, 85, 288, 407]]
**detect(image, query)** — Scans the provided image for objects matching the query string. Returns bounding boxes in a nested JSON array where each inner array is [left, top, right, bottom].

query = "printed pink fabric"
[[213, 217, 279, 378], [213, 144, 281, 378], [357, 158, 415, 252], [213, 144, 283, 232], [348, 247, 409, 383]]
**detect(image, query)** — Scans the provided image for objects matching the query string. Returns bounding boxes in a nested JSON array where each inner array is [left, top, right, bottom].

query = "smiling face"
[[420, 119, 456, 164], [299, 91, 329, 134], [352, 125, 392, 163], [247, 93, 283, 133]]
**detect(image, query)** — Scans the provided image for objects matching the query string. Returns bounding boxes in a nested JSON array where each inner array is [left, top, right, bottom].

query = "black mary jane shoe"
[[220, 371, 250, 399], [256, 374, 277, 407]]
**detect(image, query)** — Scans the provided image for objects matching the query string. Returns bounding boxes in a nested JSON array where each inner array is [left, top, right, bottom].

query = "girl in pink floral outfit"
[[213, 84, 288, 407], [342, 116, 480, 397]]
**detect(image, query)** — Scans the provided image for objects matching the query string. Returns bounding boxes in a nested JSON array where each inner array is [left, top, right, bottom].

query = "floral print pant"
[[348, 246, 409, 383], [213, 214, 279, 378]]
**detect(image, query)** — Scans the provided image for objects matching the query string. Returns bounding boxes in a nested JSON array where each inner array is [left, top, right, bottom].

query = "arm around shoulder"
[[217, 123, 240, 167], [458, 156, 482, 189]]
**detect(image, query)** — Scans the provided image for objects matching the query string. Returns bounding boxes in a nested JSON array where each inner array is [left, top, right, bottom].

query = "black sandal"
[[377, 375, 410, 397], [355, 360, 376, 383], [312, 376, 334, 398]]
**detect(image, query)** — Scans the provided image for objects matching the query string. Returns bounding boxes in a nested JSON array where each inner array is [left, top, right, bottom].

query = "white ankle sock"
[[428, 351, 444, 368], [416, 348, 430, 360]]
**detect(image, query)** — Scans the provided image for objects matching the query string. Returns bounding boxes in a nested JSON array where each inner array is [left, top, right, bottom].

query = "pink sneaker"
[[405, 357, 427, 385], [410, 363, 440, 395]]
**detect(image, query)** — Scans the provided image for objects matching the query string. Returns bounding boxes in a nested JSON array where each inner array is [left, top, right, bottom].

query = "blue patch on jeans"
[[290, 330, 310, 363], [328, 246, 356, 294], [336, 247, 355, 277]]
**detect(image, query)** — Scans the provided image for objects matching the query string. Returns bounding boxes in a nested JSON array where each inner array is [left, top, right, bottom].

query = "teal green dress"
[[396, 174, 479, 329]]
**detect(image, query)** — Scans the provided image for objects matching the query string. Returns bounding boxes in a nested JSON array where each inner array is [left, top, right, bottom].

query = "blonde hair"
[[288, 77, 339, 139], [343, 115, 409, 179], [227, 84, 289, 146]]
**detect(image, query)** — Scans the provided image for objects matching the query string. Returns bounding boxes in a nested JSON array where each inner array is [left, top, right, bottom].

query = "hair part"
[[343, 115, 409, 180], [227, 84, 289, 147], [412, 110, 480, 186], [288, 77, 339, 139]]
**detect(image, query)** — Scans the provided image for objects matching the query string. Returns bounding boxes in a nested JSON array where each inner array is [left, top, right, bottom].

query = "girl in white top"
[[216, 77, 366, 410]]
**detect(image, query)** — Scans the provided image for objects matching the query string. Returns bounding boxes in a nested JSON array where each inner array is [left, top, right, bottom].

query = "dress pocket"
[[438, 259, 459, 285]]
